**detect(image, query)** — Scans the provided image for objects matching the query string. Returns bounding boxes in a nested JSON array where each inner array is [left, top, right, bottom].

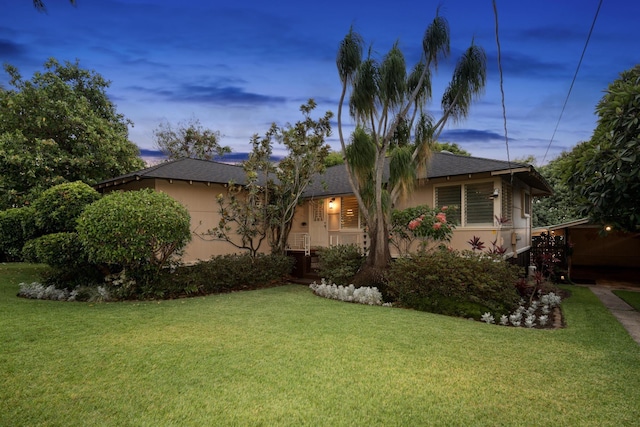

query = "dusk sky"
[[2, 0, 638, 165]]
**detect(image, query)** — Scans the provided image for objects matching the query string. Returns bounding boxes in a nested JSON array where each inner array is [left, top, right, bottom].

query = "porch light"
[[329, 198, 335, 210], [604, 225, 612, 232]]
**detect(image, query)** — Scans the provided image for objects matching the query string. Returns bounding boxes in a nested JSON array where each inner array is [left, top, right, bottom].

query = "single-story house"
[[96, 152, 552, 268], [533, 219, 640, 284]]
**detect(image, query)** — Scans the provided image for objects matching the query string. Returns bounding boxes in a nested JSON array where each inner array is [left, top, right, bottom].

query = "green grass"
[[2, 263, 639, 426], [613, 289, 640, 311]]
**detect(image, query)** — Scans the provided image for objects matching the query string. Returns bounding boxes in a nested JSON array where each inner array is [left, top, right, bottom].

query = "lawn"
[[1, 263, 639, 426], [613, 289, 640, 311]]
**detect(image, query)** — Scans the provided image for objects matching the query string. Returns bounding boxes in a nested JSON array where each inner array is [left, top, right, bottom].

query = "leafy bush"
[[387, 249, 521, 319], [32, 181, 101, 234], [0, 206, 36, 261], [390, 205, 456, 254], [316, 244, 364, 285], [77, 188, 191, 279], [115, 253, 294, 300], [22, 232, 104, 288]]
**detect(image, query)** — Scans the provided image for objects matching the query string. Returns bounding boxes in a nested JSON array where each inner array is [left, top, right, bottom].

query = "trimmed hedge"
[[32, 181, 101, 234], [387, 250, 521, 319], [114, 253, 294, 300]]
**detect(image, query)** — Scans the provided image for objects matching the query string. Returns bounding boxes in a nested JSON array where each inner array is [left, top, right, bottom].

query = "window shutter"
[[435, 185, 462, 225], [501, 181, 512, 224], [465, 182, 494, 225]]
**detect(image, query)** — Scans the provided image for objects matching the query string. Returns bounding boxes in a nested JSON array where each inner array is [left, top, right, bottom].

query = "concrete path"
[[588, 285, 640, 345]]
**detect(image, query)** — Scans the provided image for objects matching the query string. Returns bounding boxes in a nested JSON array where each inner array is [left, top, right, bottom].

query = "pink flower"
[[441, 206, 448, 211], [408, 220, 419, 230], [433, 222, 442, 230], [436, 212, 447, 223]]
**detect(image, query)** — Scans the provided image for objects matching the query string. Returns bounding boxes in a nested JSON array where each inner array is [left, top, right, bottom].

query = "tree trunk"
[[366, 214, 391, 268]]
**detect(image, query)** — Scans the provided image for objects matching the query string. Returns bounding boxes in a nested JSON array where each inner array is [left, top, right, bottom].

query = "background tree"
[[324, 151, 344, 167], [433, 141, 471, 156], [336, 12, 486, 268], [567, 65, 640, 232], [532, 151, 582, 227], [153, 118, 231, 161], [0, 59, 144, 209]]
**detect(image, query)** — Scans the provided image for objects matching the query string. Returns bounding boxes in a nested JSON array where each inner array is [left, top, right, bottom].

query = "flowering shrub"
[[390, 205, 456, 255], [309, 279, 385, 306]]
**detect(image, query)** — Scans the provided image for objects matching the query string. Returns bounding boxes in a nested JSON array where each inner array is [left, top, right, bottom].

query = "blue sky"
[[2, 0, 637, 165]]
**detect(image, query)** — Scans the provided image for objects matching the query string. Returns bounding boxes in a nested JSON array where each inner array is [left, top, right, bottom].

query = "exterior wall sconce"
[[328, 197, 335, 210], [489, 188, 499, 199], [604, 225, 612, 232]]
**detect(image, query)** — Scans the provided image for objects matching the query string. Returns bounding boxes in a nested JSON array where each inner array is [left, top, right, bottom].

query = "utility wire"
[[492, 0, 511, 175], [542, 0, 603, 163]]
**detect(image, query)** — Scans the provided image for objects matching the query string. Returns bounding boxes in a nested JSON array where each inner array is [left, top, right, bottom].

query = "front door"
[[309, 199, 328, 247]]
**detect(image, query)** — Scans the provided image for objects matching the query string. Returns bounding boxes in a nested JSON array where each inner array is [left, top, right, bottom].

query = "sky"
[[2, 0, 638, 165]]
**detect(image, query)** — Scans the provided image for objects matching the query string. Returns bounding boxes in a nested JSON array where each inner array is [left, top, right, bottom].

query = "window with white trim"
[[435, 182, 495, 226], [522, 191, 531, 217], [341, 196, 360, 229], [501, 181, 513, 224]]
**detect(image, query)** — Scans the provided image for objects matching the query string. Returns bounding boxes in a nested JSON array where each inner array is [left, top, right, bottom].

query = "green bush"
[[126, 253, 294, 300], [77, 189, 191, 277], [316, 244, 365, 285], [22, 232, 103, 288], [0, 206, 36, 261], [32, 181, 101, 234], [387, 250, 521, 319]]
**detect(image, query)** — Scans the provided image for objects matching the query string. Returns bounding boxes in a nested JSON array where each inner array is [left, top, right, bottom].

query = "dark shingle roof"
[[96, 152, 552, 196], [304, 152, 552, 197], [95, 158, 248, 189]]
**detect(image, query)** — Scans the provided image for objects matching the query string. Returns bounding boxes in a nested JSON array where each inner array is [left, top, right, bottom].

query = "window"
[[522, 191, 531, 217], [435, 182, 495, 226], [312, 200, 324, 222], [501, 181, 512, 224], [435, 185, 461, 224], [465, 182, 494, 225], [341, 196, 359, 228]]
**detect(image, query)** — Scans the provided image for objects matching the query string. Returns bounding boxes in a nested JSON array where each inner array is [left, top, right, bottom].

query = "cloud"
[[126, 80, 288, 106], [0, 39, 26, 61], [440, 129, 510, 142]]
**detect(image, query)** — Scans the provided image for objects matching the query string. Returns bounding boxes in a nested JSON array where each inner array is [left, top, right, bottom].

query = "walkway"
[[588, 284, 640, 345]]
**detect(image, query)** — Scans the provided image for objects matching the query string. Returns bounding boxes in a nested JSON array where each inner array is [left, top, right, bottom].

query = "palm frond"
[[441, 42, 487, 122], [422, 14, 450, 68], [337, 27, 364, 85], [379, 42, 407, 110], [349, 57, 379, 123], [389, 145, 416, 201]]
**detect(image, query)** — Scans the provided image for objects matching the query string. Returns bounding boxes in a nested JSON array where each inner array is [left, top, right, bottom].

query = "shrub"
[[0, 206, 36, 261], [22, 232, 104, 288], [387, 249, 521, 319], [77, 188, 191, 279], [116, 253, 294, 300], [32, 181, 101, 234], [316, 244, 364, 285]]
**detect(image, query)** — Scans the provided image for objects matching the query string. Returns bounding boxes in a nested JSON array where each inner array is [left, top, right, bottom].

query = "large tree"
[[567, 65, 640, 232], [532, 151, 582, 227], [336, 12, 486, 268], [152, 118, 231, 161], [0, 59, 144, 209], [210, 100, 332, 257]]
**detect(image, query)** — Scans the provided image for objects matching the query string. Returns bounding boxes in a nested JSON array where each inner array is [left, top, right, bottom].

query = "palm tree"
[[336, 11, 486, 268], [33, 0, 76, 12]]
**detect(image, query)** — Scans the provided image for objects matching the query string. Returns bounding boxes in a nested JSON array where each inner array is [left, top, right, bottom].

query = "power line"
[[542, 0, 603, 163], [492, 0, 511, 173]]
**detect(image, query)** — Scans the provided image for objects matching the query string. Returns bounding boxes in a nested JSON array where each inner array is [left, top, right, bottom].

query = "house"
[[95, 152, 552, 268]]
